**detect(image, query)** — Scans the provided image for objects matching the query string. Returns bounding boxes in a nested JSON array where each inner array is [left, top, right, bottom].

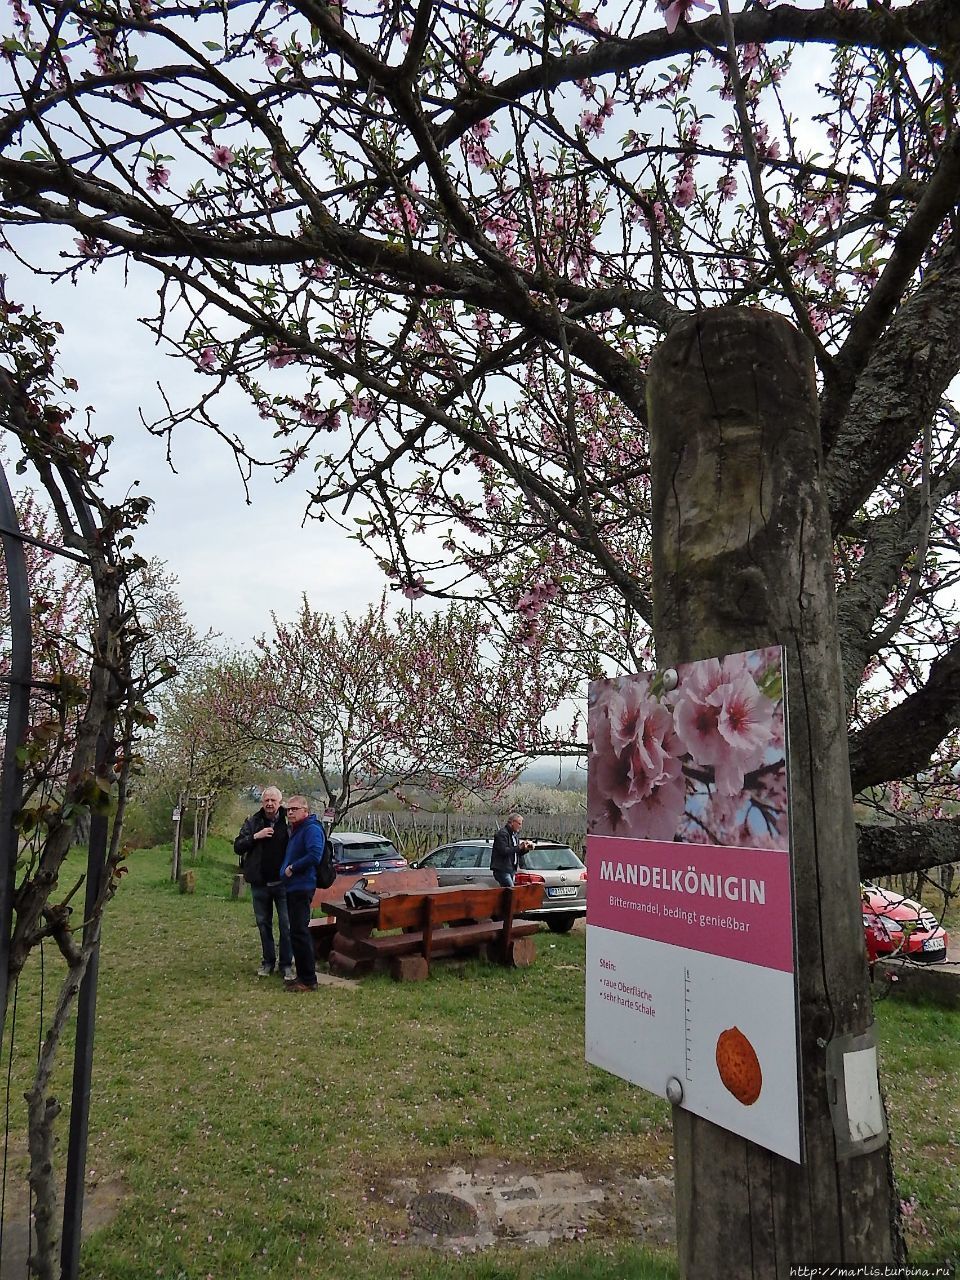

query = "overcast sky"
[[5, 251, 390, 648]]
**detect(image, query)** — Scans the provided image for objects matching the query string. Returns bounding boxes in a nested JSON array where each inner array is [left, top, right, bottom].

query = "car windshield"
[[522, 846, 583, 871], [335, 840, 399, 861]]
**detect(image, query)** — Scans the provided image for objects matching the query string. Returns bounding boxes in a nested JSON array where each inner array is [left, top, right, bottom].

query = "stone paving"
[[386, 1160, 675, 1253]]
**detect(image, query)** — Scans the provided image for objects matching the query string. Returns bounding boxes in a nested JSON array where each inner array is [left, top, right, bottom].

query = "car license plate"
[[547, 886, 578, 898], [922, 937, 945, 952]]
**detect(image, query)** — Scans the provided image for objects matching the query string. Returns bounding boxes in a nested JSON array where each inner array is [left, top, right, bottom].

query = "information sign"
[[585, 647, 802, 1162]]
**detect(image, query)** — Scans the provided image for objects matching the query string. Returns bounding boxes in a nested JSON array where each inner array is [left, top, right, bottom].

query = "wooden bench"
[[308, 867, 439, 963], [324, 882, 544, 981]]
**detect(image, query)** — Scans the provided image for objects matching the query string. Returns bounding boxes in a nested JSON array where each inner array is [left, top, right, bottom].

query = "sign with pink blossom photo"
[[584, 647, 802, 1164]]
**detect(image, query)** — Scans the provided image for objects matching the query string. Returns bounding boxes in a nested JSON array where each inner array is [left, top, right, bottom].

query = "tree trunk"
[[647, 308, 903, 1276]]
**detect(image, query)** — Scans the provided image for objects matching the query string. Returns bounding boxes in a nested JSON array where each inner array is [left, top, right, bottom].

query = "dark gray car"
[[329, 831, 408, 879], [411, 839, 586, 933]]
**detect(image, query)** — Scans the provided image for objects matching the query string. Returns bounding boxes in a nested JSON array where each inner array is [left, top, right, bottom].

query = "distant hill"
[[519, 758, 587, 791]]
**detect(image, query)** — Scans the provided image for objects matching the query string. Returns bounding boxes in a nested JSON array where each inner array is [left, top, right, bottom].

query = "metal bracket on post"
[[825, 1026, 888, 1159]]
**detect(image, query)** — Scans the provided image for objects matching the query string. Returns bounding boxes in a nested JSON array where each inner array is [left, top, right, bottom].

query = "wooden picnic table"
[[312, 879, 544, 981], [308, 867, 440, 964]]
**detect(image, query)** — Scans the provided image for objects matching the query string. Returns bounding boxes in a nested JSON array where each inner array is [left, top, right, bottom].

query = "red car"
[[861, 884, 949, 964]]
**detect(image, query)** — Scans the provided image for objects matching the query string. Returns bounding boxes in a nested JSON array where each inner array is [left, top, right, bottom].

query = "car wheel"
[[547, 914, 577, 934]]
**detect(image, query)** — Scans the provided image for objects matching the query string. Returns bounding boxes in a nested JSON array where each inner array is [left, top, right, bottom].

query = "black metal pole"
[[57, 464, 114, 1280], [60, 726, 110, 1280], [0, 463, 32, 1043]]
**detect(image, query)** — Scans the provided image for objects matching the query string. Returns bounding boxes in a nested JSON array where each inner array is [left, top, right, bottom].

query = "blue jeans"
[[251, 883, 292, 969], [493, 869, 515, 888], [286, 890, 317, 987]]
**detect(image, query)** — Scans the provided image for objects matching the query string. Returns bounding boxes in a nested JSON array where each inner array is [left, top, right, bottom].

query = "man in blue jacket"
[[281, 795, 326, 992]]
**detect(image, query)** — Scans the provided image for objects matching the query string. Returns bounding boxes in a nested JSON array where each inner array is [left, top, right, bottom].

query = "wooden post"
[[170, 794, 184, 882], [391, 954, 429, 982], [504, 935, 536, 968], [200, 796, 210, 849], [647, 308, 900, 1276]]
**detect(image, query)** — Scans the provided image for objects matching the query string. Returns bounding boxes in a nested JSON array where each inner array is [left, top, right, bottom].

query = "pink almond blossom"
[[266, 342, 297, 368], [300, 261, 330, 282], [673, 169, 696, 208], [350, 394, 376, 421], [657, 0, 714, 36], [146, 164, 170, 192], [74, 236, 105, 260], [717, 172, 737, 201], [516, 580, 559, 619], [808, 305, 828, 335]]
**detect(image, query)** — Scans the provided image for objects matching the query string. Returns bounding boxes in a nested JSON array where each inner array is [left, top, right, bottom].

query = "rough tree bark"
[[647, 308, 902, 1277], [857, 818, 960, 882]]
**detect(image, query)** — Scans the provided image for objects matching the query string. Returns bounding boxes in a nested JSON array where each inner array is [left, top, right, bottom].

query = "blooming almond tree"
[[225, 595, 579, 823], [141, 650, 259, 835]]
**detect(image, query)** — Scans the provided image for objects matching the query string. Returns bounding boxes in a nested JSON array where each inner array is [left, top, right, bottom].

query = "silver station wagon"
[[411, 839, 587, 933]]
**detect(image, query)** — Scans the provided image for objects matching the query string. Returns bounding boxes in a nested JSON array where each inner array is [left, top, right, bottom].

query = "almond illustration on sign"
[[715, 1026, 762, 1105]]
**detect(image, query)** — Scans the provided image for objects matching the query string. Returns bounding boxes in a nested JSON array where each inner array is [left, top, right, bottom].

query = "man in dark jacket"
[[491, 812, 533, 888], [234, 786, 293, 979], [281, 796, 327, 992]]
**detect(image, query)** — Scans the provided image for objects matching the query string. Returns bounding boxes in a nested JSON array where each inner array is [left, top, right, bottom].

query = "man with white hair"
[[234, 786, 294, 980]]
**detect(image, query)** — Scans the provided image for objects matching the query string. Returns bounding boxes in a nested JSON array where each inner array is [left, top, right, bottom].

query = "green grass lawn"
[[2, 837, 957, 1278]]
